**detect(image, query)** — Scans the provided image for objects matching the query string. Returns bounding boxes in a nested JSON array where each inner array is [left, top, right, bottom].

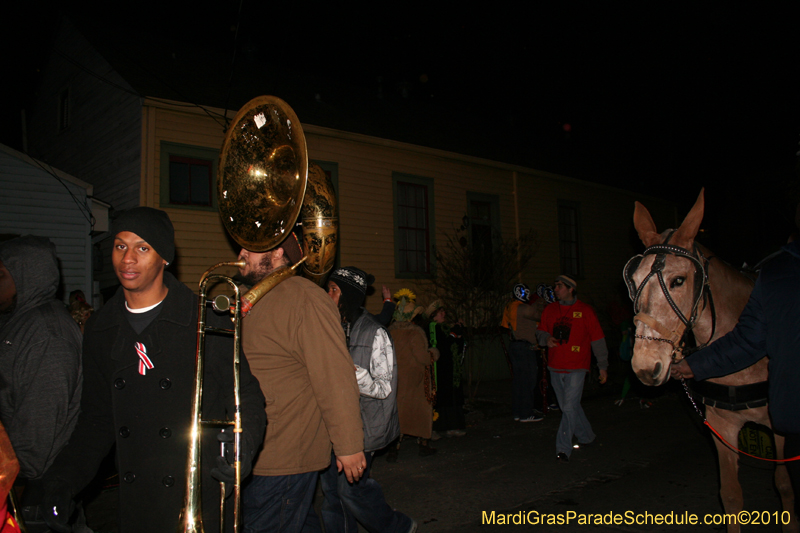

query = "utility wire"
[[28, 156, 95, 229], [52, 47, 228, 129]]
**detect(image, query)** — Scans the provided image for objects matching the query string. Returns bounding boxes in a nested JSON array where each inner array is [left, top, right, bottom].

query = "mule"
[[627, 189, 796, 533]]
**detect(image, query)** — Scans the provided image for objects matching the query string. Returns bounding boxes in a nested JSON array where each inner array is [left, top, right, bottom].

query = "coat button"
[[119, 426, 130, 438], [159, 378, 171, 390], [162, 475, 175, 487], [123, 472, 136, 483], [159, 427, 172, 438], [114, 378, 125, 390]]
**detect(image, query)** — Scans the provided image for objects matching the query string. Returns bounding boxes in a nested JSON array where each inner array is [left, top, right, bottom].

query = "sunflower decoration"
[[393, 288, 423, 323], [393, 288, 416, 302]]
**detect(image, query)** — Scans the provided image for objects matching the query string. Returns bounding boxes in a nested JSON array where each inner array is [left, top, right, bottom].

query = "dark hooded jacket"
[[688, 240, 800, 434], [0, 235, 82, 480]]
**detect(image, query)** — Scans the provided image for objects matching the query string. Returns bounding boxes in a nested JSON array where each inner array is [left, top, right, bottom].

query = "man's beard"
[[241, 254, 273, 287]]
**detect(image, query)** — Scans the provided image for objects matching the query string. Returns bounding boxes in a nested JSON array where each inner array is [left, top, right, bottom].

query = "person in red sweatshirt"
[[537, 275, 608, 463]]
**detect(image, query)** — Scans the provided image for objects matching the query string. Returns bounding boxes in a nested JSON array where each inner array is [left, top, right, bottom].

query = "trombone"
[[181, 265, 245, 533]]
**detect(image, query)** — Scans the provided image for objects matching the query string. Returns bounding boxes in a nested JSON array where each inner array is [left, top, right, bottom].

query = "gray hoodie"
[[0, 236, 82, 479]]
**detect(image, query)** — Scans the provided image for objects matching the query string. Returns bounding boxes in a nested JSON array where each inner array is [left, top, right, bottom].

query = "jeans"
[[320, 452, 413, 533], [508, 340, 538, 418], [242, 471, 319, 533], [549, 370, 595, 457]]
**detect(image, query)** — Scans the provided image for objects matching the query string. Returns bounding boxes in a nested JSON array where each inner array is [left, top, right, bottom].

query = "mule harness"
[[626, 235, 784, 463], [625, 234, 773, 415], [624, 231, 717, 361]]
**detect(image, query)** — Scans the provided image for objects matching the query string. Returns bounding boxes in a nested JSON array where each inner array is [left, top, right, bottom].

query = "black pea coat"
[[45, 272, 266, 532]]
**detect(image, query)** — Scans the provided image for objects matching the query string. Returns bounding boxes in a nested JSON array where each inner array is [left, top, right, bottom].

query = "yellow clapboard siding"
[[142, 102, 676, 315]]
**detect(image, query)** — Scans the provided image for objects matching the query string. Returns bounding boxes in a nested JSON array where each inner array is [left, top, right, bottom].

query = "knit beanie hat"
[[329, 267, 374, 324], [555, 274, 577, 290], [112, 207, 175, 265]]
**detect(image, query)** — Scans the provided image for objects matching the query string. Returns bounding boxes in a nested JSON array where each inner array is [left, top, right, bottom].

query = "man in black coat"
[[671, 238, 800, 516], [40, 207, 266, 532]]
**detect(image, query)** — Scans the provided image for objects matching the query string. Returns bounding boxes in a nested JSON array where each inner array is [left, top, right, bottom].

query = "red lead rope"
[[680, 378, 800, 462], [702, 421, 800, 463]]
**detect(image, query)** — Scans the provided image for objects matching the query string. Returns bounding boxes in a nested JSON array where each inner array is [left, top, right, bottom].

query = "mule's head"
[[628, 189, 705, 386]]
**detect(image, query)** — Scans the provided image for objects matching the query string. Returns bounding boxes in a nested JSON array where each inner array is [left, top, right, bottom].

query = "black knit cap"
[[112, 207, 175, 265], [329, 266, 374, 324]]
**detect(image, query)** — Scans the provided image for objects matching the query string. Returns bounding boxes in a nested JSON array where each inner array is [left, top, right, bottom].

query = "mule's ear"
[[633, 201, 661, 247], [672, 188, 705, 248]]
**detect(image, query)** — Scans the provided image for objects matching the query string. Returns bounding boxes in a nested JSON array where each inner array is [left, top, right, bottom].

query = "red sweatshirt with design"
[[538, 300, 604, 372]]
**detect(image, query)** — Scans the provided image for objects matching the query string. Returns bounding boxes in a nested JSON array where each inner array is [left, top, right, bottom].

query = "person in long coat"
[[387, 291, 438, 460], [39, 208, 266, 532]]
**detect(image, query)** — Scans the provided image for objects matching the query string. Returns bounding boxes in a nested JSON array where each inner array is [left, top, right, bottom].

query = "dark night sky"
[[3, 2, 800, 265]]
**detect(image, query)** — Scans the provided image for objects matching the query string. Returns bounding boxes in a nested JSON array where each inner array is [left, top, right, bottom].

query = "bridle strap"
[[638, 245, 706, 319], [633, 312, 682, 346], [627, 236, 717, 358]]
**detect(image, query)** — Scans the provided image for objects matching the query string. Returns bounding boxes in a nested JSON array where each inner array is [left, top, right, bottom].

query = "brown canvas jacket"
[[243, 276, 364, 476]]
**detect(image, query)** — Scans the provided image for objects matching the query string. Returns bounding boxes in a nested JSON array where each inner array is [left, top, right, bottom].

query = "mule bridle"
[[624, 234, 717, 362]]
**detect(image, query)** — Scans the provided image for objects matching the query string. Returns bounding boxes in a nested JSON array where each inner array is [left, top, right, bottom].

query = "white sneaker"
[[520, 414, 544, 422]]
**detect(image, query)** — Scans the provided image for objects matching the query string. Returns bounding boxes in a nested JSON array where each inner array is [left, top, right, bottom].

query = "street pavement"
[[368, 380, 789, 533], [83, 379, 791, 532]]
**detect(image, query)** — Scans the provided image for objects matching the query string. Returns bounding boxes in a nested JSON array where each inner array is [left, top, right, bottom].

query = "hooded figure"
[[388, 291, 439, 458], [0, 236, 82, 481]]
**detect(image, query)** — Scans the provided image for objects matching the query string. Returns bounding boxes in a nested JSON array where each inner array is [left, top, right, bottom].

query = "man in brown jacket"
[[238, 232, 366, 533]]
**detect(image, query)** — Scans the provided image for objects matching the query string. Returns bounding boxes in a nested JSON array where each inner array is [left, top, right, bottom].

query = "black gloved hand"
[[210, 455, 236, 497], [210, 428, 255, 497], [40, 478, 75, 533]]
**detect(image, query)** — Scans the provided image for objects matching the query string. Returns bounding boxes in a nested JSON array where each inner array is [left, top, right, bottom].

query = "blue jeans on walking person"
[[320, 452, 414, 533], [508, 340, 538, 419], [242, 471, 319, 533], [549, 369, 595, 458]]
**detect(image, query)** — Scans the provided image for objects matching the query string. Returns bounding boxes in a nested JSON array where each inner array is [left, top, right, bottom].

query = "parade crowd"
[[0, 207, 613, 533]]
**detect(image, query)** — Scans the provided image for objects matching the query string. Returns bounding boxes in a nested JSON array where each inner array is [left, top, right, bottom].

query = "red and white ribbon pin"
[[135, 342, 154, 375]]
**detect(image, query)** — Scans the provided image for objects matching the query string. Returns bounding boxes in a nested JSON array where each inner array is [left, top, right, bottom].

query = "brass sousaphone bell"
[[218, 95, 308, 253]]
